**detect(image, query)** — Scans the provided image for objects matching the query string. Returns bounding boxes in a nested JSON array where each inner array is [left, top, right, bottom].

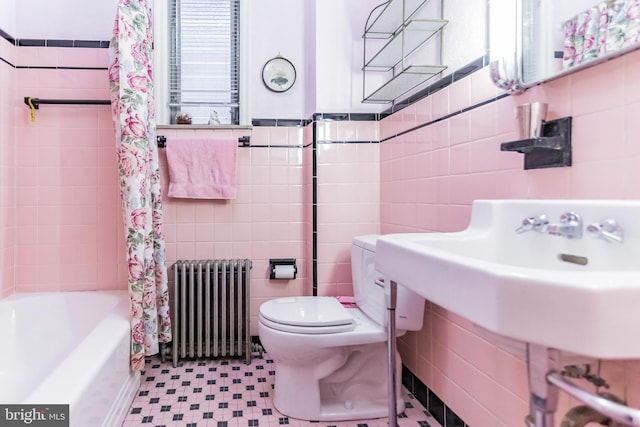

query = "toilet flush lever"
[[586, 219, 624, 243], [374, 278, 385, 288]]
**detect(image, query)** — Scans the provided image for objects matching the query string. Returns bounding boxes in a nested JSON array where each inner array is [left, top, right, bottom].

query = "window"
[[166, 0, 240, 125]]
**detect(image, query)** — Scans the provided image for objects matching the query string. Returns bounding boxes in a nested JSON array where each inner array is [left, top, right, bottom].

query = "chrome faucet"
[[516, 212, 584, 239], [515, 215, 549, 234], [516, 212, 626, 242], [546, 212, 583, 239]]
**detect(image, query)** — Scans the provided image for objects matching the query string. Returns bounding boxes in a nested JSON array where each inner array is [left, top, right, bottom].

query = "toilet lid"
[[259, 297, 355, 331]]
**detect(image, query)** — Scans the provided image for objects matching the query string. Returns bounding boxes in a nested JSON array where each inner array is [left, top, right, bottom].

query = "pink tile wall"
[[14, 46, 123, 293], [0, 37, 16, 299], [382, 53, 640, 426], [315, 120, 380, 297], [5, 45, 311, 337], [157, 126, 308, 335]]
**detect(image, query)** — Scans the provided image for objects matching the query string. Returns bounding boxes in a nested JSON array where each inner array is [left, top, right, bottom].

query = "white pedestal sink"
[[375, 199, 640, 359]]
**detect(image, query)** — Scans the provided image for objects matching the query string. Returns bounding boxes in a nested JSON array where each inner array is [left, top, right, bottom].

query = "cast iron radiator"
[[172, 259, 252, 367]]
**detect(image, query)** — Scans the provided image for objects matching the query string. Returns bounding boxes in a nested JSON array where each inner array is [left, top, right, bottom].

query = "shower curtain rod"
[[24, 97, 111, 109]]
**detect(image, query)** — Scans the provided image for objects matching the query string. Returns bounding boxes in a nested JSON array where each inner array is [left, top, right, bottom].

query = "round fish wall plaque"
[[262, 56, 296, 93]]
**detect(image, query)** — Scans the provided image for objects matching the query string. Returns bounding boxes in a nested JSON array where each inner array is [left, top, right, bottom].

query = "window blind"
[[169, 0, 240, 125]]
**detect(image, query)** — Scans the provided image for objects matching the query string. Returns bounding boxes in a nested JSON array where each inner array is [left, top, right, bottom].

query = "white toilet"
[[258, 234, 426, 421]]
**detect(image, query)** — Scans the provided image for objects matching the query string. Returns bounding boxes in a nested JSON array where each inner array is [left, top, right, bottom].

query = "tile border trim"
[[251, 119, 311, 127], [0, 27, 110, 48], [381, 92, 510, 143], [0, 28, 15, 45], [402, 366, 469, 427]]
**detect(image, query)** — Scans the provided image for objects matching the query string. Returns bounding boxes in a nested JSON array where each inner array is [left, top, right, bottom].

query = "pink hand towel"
[[166, 139, 238, 199]]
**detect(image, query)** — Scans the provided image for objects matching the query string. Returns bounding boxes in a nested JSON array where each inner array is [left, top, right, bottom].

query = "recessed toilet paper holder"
[[269, 258, 297, 280]]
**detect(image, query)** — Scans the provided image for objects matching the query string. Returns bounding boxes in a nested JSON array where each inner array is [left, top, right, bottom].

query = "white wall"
[[250, 0, 308, 119], [442, 0, 488, 71], [252, 0, 385, 117], [14, 0, 118, 39], [314, 0, 382, 114], [0, 0, 16, 37], [250, 0, 385, 118]]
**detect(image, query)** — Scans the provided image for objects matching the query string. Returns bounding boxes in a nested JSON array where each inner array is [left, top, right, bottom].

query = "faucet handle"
[[515, 214, 548, 233], [586, 219, 624, 243]]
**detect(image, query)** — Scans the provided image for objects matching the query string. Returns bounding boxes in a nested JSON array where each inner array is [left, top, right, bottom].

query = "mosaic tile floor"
[[123, 355, 442, 427]]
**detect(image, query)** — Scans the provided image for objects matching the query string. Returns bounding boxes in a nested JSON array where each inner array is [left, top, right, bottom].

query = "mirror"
[[490, 0, 640, 92]]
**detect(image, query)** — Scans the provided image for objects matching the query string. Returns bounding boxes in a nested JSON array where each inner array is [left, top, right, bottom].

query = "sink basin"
[[375, 199, 640, 359]]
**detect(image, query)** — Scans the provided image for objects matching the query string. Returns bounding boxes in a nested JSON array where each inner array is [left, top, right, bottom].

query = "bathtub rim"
[[2, 290, 139, 427]]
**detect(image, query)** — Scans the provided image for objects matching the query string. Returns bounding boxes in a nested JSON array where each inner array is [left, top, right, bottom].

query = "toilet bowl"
[[258, 235, 425, 421]]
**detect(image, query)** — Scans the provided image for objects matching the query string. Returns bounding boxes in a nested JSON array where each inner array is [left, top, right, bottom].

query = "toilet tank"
[[351, 235, 425, 331]]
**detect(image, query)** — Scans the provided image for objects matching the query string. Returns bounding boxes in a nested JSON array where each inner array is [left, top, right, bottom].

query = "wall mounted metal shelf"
[[364, 19, 447, 71], [365, 0, 429, 36], [362, 64, 446, 103], [362, 0, 447, 104]]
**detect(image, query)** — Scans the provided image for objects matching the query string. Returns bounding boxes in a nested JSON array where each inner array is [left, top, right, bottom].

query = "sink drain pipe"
[[559, 392, 627, 427], [526, 343, 640, 426], [547, 372, 640, 426]]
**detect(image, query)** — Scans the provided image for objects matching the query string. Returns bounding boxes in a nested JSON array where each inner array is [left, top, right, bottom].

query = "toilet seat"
[[259, 296, 355, 334]]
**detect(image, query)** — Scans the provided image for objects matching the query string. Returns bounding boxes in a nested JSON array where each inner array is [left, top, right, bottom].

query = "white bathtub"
[[0, 291, 140, 427]]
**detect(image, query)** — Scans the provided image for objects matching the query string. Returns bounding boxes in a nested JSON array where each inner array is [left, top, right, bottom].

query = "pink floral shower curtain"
[[108, 0, 171, 371]]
